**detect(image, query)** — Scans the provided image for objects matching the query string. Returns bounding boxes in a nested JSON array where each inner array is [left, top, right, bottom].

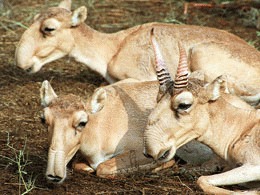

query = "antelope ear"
[[58, 0, 71, 11], [33, 14, 41, 21], [204, 75, 229, 101], [71, 6, 87, 27], [40, 80, 58, 107], [189, 70, 205, 81], [90, 88, 107, 114]]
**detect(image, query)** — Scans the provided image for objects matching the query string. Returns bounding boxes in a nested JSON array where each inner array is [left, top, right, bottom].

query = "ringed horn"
[[150, 28, 189, 97], [173, 43, 189, 93]]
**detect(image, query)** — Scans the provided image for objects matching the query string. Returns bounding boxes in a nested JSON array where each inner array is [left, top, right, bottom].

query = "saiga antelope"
[[143, 33, 260, 194], [42, 79, 214, 183], [16, 0, 260, 95]]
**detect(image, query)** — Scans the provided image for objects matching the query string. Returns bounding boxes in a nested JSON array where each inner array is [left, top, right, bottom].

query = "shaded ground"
[[0, 0, 259, 194]]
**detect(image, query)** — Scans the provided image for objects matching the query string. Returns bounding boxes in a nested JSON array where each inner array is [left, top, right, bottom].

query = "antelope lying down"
[[143, 37, 260, 194], [40, 79, 166, 182], [16, 0, 260, 93], [41, 79, 215, 183]]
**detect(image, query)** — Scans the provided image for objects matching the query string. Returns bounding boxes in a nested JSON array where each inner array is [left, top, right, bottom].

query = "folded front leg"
[[96, 150, 174, 178], [197, 164, 260, 194], [73, 162, 95, 173]]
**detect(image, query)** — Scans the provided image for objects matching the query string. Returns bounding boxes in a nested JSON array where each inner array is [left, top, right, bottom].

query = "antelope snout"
[[46, 174, 64, 183], [143, 149, 153, 159], [46, 149, 66, 183], [157, 148, 171, 161], [25, 66, 33, 73], [143, 147, 172, 162]]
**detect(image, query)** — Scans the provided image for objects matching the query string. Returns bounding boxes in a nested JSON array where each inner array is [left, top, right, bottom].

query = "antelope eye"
[[41, 27, 56, 36], [177, 103, 192, 110], [44, 27, 55, 32], [41, 18, 60, 36], [74, 121, 87, 135], [77, 121, 87, 128]]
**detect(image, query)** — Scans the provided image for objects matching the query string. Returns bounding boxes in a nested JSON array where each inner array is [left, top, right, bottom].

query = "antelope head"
[[40, 80, 88, 183], [15, 0, 87, 73], [143, 31, 225, 162]]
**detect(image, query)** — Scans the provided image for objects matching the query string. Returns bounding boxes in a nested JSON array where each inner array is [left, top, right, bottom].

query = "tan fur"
[[41, 79, 178, 183], [144, 41, 260, 193], [16, 0, 260, 90], [144, 75, 260, 194], [41, 77, 223, 183]]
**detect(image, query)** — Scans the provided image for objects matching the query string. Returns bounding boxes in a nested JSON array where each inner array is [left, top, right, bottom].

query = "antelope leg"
[[197, 164, 260, 195], [96, 150, 174, 178], [73, 162, 94, 173]]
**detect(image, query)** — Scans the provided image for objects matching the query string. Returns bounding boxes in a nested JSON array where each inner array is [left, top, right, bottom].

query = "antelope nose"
[[143, 151, 154, 159], [158, 148, 171, 161], [47, 174, 63, 183], [25, 66, 33, 73]]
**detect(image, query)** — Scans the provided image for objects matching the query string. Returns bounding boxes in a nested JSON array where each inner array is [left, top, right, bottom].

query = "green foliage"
[[248, 31, 260, 50], [0, 133, 36, 195]]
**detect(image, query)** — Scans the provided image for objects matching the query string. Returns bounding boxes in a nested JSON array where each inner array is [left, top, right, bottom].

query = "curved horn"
[[150, 28, 173, 94], [173, 43, 189, 92]]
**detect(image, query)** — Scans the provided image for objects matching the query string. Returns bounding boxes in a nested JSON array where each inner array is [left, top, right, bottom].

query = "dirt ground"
[[0, 0, 259, 194]]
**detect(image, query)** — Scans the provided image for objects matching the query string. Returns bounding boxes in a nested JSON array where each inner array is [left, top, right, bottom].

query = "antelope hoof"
[[152, 160, 175, 173], [73, 162, 94, 173]]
